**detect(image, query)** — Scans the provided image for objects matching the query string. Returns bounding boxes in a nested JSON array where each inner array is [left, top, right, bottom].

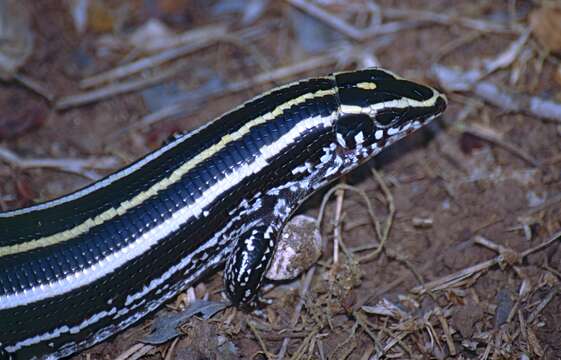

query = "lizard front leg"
[[224, 196, 294, 306]]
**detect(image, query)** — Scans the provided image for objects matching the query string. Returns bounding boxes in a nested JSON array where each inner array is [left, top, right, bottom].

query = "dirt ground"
[[1, 1, 560, 359]]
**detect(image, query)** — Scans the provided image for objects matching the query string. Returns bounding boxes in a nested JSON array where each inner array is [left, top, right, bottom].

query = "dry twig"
[[56, 60, 191, 110], [113, 343, 155, 360], [433, 64, 561, 123], [277, 267, 316, 360], [248, 321, 274, 359], [0, 146, 119, 180], [286, 0, 425, 40], [460, 123, 539, 167], [132, 48, 350, 132], [411, 230, 561, 294], [80, 25, 227, 89], [383, 7, 523, 34]]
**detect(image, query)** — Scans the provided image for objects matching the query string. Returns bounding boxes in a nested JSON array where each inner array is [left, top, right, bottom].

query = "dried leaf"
[[142, 300, 228, 345], [527, 327, 544, 357], [0, 0, 33, 80], [361, 298, 409, 319], [530, 5, 561, 53], [494, 289, 513, 327], [88, 0, 114, 33]]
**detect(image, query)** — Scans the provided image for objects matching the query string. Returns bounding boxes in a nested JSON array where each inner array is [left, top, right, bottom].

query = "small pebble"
[[265, 214, 322, 281]]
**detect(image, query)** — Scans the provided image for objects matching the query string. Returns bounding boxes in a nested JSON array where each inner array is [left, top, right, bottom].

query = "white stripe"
[[0, 113, 336, 310], [338, 89, 440, 118], [4, 307, 117, 353], [0, 87, 335, 219], [5, 244, 233, 354], [124, 202, 263, 307], [369, 89, 439, 113]]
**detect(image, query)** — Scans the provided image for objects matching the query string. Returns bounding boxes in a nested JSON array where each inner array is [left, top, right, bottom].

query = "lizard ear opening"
[[335, 113, 374, 149]]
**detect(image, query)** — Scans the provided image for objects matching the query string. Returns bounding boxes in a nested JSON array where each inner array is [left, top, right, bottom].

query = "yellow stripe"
[[0, 88, 337, 257], [355, 82, 377, 90]]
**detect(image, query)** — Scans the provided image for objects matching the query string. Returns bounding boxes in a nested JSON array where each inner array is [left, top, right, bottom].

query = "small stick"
[[432, 64, 561, 123], [411, 258, 499, 294], [383, 7, 523, 34], [0, 146, 119, 180], [317, 184, 384, 259], [527, 288, 557, 323], [13, 73, 55, 102], [57, 60, 190, 110], [354, 312, 383, 353], [524, 192, 561, 215], [372, 330, 412, 360], [164, 337, 180, 360], [286, 0, 425, 40], [113, 343, 154, 360], [360, 169, 395, 262], [247, 321, 273, 359], [411, 230, 561, 294], [521, 229, 561, 258], [80, 25, 227, 89], [460, 123, 539, 167], [333, 188, 345, 264], [432, 31, 483, 63], [129, 49, 346, 133], [480, 30, 530, 78], [277, 266, 316, 360], [436, 309, 456, 356]]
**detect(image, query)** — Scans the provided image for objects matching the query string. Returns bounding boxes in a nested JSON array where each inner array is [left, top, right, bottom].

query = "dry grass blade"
[[436, 309, 456, 356], [411, 258, 499, 294], [355, 311, 383, 353], [317, 183, 385, 260], [527, 288, 558, 323], [113, 343, 154, 360], [277, 266, 316, 360], [412, 230, 561, 294], [361, 169, 395, 262], [373, 330, 412, 360], [332, 188, 345, 264], [248, 321, 274, 359], [132, 49, 347, 132], [480, 30, 530, 78]]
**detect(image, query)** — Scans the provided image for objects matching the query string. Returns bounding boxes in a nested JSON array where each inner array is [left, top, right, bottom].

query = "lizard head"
[[332, 68, 447, 161]]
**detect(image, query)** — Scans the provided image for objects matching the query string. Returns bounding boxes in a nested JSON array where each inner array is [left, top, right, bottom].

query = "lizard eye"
[[374, 108, 401, 128], [335, 113, 373, 148]]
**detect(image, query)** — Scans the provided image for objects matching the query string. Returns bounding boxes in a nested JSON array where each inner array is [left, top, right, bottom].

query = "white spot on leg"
[[336, 133, 346, 148], [354, 131, 364, 145]]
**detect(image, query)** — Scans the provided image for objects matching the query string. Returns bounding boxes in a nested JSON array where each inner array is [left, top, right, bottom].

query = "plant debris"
[[0, 1, 560, 359]]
